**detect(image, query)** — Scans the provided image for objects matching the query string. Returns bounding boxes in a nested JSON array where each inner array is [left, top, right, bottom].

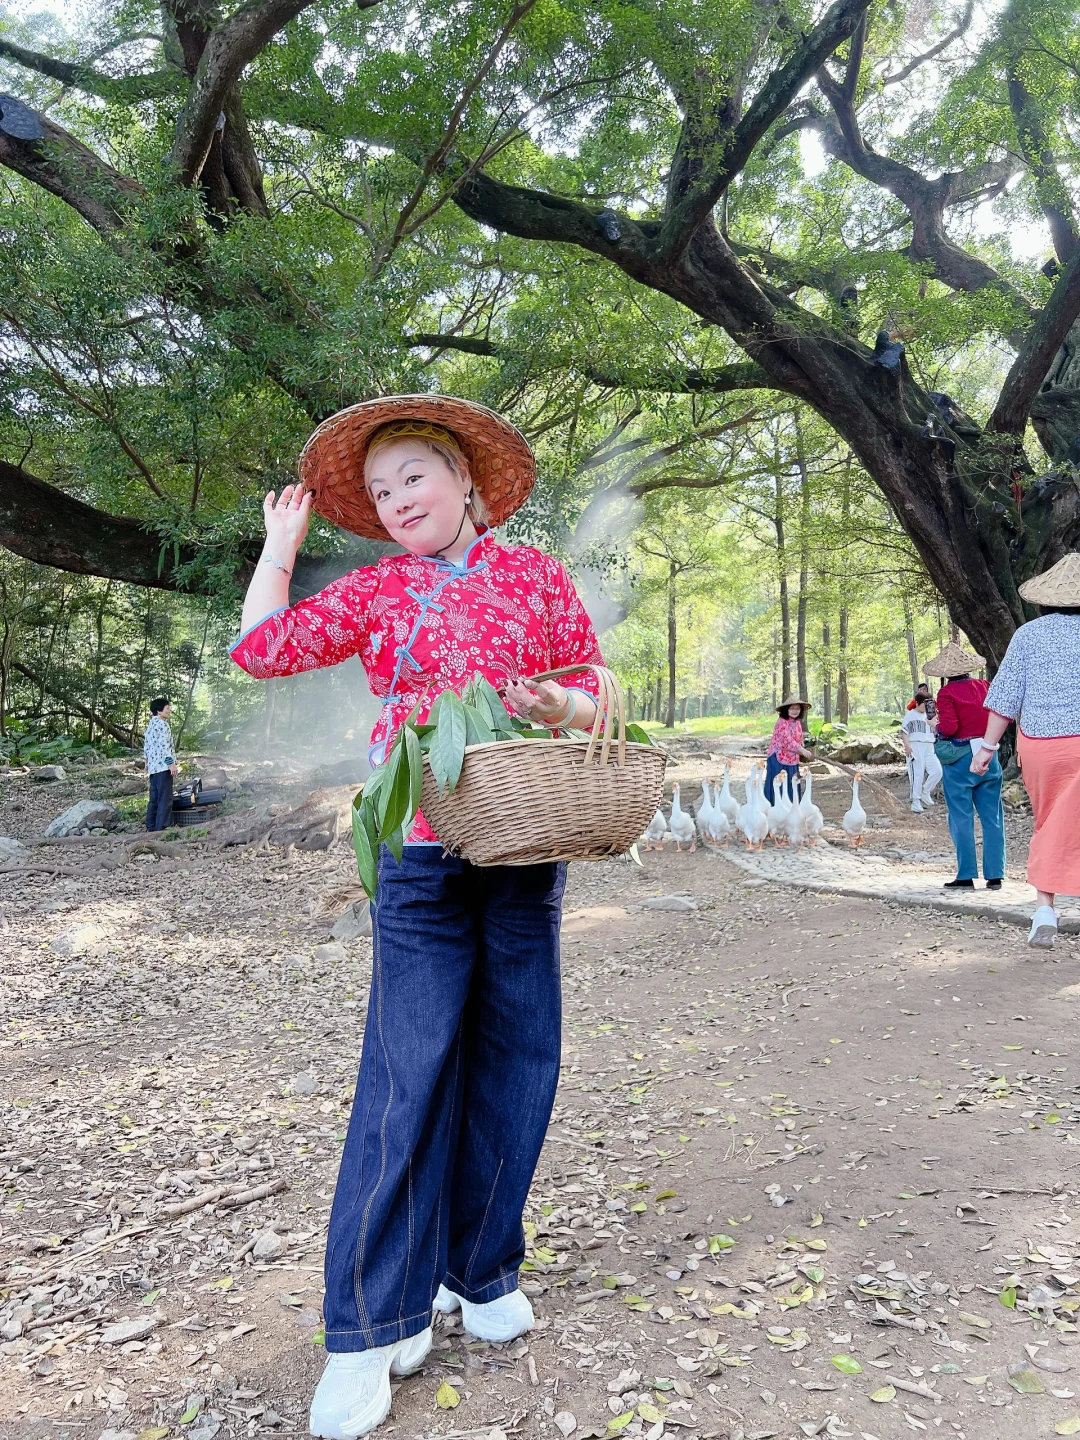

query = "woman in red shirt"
[[231, 397, 603, 1439], [924, 643, 1004, 891], [765, 697, 814, 806]]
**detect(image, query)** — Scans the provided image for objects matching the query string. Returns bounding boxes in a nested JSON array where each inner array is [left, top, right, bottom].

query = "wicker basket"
[[419, 665, 666, 866]]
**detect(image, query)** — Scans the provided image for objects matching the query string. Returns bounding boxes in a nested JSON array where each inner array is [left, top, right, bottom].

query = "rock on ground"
[[30, 764, 66, 781], [329, 900, 372, 940], [44, 798, 121, 837]]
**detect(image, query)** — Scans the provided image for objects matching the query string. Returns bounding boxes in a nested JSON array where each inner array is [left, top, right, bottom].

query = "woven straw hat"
[[298, 394, 536, 539], [1018, 552, 1080, 605], [777, 695, 811, 714], [922, 641, 986, 677]]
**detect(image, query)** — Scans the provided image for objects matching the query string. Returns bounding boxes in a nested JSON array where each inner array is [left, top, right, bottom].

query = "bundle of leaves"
[[351, 673, 652, 895]]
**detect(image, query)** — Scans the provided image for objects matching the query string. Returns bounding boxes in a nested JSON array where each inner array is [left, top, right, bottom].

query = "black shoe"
[[943, 878, 975, 890], [986, 878, 1002, 891]]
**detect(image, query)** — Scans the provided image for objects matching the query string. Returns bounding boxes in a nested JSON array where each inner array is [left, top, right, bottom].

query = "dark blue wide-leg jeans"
[[323, 846, 566, 1353]]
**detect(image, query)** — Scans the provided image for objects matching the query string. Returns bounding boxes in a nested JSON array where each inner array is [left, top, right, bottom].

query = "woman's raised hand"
[[263, 484, 312, 556]]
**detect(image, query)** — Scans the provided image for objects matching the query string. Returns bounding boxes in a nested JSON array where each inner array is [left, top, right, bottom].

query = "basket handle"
[[521, 663, 627, 768]]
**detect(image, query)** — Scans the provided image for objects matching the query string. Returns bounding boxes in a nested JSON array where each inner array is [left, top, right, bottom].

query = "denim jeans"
[[145, 770, 173, 831], [765, 753, 801, 804], [939, 753, 1005, 880], [323, 846, 566, 1353]]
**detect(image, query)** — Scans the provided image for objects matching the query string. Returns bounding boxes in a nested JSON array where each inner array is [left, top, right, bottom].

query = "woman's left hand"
[[505, 678, 571, 726], [970, 745, 994, 775]]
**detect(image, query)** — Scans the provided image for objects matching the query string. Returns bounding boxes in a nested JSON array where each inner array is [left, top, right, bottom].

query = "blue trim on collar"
[[228, 606, 288, 653]]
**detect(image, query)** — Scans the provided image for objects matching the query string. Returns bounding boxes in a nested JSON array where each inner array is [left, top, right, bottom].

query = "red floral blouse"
[[229, 531, 603, 841], [768, 716, 805, 766]]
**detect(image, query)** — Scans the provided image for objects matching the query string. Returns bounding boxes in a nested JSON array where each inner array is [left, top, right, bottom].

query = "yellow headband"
[[366, 419, 464, 459]]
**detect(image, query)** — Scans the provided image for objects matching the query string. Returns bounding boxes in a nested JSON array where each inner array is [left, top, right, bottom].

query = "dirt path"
[[3, 773, 1079, 1440]]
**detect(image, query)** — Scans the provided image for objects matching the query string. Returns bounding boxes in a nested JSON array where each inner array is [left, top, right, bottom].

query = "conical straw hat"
[[922, 641, 986, 677], [298, 394, 536, 539], [776, 695, 811, 713], [1018, 552, 1080, 605]]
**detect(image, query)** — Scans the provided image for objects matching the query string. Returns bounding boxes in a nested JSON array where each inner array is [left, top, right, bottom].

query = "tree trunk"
[[627, 685, 635, 722], [129, 592, 155, 745], [822, 621, 832, 722], [665, 560, 677, 729], [11, 661, 134, 744], [679, 695, 688, 723], [795, 417, 811, 706], [775, 473, 791, 698], [87, 581, 112, 745], [837, 607, 850, 724], [654, 673, 663, 724], [903, 597, 920, 692], [174, 604, 211, 750]]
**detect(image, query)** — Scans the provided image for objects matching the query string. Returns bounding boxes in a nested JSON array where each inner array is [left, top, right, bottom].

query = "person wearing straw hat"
[[765, 697, 815, 807], [924, 640, 1005, 892], [229, 396, 605, 1438], [974, 552, 1080, 948]]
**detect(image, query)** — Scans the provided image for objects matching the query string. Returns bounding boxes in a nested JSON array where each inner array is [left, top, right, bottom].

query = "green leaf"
[[830, 1355, 862, 1374], [708, 1233, 735, 1252], [474, 674, 514, 732], [431, 690, 467, 794], [999, 1286, 1017, 1308], [179, 1402, 203, 1424], [1055, 1418, 1080, 1435], [403, 725, 424, 830], [870, 1385, 896, 1403], [377, 736, 414, 843], [352, 796, 378, 899], [625, 722, 653, 745], [463, 703, 495, 746], [606, 1413, 634, 1434]]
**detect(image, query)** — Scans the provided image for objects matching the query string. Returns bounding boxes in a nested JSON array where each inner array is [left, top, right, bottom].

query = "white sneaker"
[[911, 802, 923, 813], [922, 794, 935, 806], [432, 1284, 460, 1314], [309, 1328, 432, 1439], [1028, 905, 1058, 951], [435, 1287, 534, 1342]]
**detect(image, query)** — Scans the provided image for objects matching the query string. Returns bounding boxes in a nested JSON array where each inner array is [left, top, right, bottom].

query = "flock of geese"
[[642, 761, 868, 852]]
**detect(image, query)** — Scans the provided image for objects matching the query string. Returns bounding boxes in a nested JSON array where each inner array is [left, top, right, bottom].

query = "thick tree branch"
[[0, 116, 143, 233], [1007, 71, 1079, 264], [0, 460, 388, 596], [816, 67, 1034, 332], [0, 37, 178, 102], [990, 245, 1080, 434], [10, 660, 136, 745], [654, 0, 871, 262], [167, 0, 342, 189], [402, 332, 786, 395]]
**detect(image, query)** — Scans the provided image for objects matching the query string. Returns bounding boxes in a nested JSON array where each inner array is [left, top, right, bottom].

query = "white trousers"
[[909, 743, 942, 802]]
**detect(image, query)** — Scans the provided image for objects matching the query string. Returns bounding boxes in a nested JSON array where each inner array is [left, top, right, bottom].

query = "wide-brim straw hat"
[[1018, 552, 1080, 605], [298, 394, 536, 540], [777, 695, 811, 714], [922, 641, 986, 677]]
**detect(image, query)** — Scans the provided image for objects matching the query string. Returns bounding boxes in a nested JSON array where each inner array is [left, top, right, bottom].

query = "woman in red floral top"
[[231, 397, 602, 1439], [765, 696, 815, 807]]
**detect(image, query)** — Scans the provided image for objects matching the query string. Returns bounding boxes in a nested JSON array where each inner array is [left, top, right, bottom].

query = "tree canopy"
[[3, 0, 1080, 677]]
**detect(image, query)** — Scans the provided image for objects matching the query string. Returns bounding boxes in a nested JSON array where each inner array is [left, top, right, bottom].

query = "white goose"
[[842, 771, 866, 846], [798, 766, 825, 844], [717, 762, 739, 828], [706, 779, 731, 846], [668, 783, 697, 851], [738, 766, 770, 850], [770, 770, 793, 843], [695, 780, 715, 843], [642, 807, 667, 851]]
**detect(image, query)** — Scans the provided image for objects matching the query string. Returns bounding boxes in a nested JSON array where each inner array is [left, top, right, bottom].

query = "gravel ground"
[[3, 762, 1079, 1440]]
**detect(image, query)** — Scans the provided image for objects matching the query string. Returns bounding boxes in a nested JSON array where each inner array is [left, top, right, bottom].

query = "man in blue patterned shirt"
[[143, 697, 177, 831]]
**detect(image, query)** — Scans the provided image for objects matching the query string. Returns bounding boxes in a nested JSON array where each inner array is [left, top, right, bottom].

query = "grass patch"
[[639, 712, 900, 740]]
